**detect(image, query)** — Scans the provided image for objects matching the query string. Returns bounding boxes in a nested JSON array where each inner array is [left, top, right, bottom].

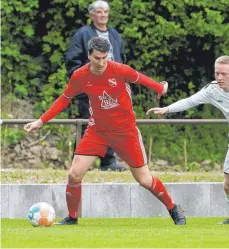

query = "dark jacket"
[[65, 24, 125, 78]]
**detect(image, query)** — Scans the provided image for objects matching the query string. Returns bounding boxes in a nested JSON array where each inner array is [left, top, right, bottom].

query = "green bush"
[[1, 126, 25, 147]]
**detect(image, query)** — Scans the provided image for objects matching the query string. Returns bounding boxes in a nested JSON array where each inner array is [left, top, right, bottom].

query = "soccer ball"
[[28, 202, 56, 227]]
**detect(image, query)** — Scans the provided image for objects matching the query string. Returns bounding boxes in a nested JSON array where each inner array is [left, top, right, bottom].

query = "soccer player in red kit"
[[24, 37, 186, 225]]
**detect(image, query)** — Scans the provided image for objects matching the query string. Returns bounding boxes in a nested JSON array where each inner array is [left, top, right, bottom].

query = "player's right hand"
[[146, 107, 169, 116], [157, 81, 168, 100], [161, 81, 168, 95], [24, 119, 43, 133]]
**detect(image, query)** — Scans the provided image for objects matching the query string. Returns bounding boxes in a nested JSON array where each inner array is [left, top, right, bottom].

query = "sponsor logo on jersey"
[[108, 78, 117, 87], [98, 91, 119, 109]]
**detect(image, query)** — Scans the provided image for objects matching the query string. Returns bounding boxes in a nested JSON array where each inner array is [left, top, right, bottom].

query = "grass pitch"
[[1, 218, 229, 248]]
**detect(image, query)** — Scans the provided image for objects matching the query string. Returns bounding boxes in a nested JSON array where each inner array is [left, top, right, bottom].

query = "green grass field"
[[1, 218, 229, 248]]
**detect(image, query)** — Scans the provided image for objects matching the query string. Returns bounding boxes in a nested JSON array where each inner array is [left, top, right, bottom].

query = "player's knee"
[[68, 168, 82, 182], [137, 178, 151, 189]]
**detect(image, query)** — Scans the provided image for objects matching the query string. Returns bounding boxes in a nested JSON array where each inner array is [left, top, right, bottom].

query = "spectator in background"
[[65, 0, 126, 171], [147, 55, 229, 225]]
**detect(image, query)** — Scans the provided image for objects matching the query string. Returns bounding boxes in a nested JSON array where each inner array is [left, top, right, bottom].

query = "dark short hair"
[[88, 37, 110, 54]]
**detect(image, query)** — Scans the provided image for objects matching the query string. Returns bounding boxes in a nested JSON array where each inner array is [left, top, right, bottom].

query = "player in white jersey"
[[147, 55, 229, 224]]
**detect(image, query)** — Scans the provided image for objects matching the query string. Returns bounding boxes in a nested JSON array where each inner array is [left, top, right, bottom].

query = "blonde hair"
[[215, 55, 229, 65]]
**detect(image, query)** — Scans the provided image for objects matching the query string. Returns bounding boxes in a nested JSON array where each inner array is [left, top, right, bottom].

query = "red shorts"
[[75, 126, 147, 167]]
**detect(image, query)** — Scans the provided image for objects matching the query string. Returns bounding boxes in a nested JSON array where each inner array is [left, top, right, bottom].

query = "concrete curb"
[[1, 183, 228, 218]]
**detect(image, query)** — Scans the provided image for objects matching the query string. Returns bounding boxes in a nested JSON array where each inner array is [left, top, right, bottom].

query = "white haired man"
[[65, 0, 126, 171], [147, 55, 229, 224]]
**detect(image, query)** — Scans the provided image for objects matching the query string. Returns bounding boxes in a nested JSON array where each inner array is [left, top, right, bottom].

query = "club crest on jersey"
[[108, 78, 117, 87], [98, 91, 119, 109]]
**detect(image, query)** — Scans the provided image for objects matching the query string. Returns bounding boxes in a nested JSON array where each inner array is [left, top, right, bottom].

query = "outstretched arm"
[[24, 76, 83, 133], [121, 64, 168, 99], [136, 73, 168, 99], [24, 95, 72, 133], [147, 87, 210, 115]]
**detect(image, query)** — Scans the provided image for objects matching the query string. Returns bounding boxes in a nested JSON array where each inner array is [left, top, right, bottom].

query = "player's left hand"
[[157, 81, 168, 99]]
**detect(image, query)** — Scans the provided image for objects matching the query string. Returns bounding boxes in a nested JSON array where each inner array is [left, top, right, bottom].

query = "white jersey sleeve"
[[168, 85, 212, 113], [167, 82, 229, 123]]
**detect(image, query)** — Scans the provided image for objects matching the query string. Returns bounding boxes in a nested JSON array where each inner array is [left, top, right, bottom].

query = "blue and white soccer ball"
[[28, 202, 55, 227]]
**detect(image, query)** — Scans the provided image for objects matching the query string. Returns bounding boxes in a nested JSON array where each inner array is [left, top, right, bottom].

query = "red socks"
[[149, 176, 175, 210], [65, 177, 174, 217], [66, 181, 82, 218]]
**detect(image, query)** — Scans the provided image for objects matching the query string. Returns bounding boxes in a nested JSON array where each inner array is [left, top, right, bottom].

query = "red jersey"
[[41, 61, 163, 132]]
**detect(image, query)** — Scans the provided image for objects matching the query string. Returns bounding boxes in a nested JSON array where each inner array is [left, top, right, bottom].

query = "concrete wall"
[[1, 183, 228, 218]]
